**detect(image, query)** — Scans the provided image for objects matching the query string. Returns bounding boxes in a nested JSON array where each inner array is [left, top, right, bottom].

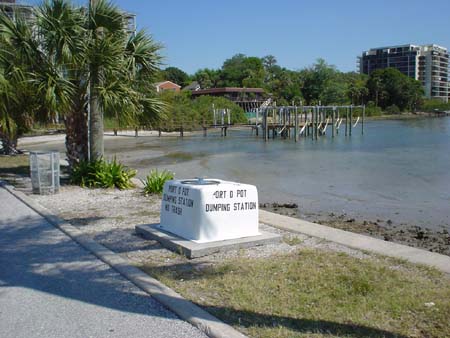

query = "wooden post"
[[362, 105, 365, 135], [345, 108, 348, 136], [315, 106, 319, 140], [349, 105, 353, 136], [180, 125, 184, 137], [294, 108, 298, 142], [336, 109, 339, 135], [135, 127, 138, 137], [332, 107, 335, 138], [158, 127, 161, 137], [264, 110, 269, 141]]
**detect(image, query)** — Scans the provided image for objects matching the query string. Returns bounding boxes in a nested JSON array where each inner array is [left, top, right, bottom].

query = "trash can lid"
[[181, 177, 220, 185]]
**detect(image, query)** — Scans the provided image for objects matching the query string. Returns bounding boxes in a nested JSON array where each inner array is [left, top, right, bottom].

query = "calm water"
[[25, 117, 450, 230]]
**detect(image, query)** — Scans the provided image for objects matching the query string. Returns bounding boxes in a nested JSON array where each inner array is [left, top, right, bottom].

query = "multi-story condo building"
[[0, 0, 33, 21], [359, 44, 449, 102]]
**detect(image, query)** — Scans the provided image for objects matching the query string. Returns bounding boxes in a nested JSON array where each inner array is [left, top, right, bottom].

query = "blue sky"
[[27, 0, 450, 75]]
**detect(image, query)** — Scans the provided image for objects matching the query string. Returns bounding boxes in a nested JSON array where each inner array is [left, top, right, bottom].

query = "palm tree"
[[0, 0, 164, 163], [0, 11, 52, 154]]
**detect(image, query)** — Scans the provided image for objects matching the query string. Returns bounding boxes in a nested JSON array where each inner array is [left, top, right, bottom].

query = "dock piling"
[[349, 105, 353, 136], [362, 105, 365, 135]]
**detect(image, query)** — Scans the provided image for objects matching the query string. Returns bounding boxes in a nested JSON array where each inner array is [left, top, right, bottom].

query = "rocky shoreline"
[[260, 203, 450, 256]]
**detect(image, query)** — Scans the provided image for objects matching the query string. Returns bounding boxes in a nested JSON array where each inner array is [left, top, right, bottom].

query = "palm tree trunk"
[[88, 0, 104, 161], [0, 132, 19, 155], [88, 81, 104, 160], [65, 106, 88, 168]]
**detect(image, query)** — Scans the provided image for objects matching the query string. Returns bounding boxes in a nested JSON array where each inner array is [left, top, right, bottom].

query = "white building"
[[359, 44, 449, 102]]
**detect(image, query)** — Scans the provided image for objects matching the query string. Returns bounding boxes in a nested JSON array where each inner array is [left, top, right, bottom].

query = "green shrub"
[[420, 98, 450, 112], [158, 91, 247, 131], [70, 158, 136, 190], [385, 104, 400, 114], [142, 169, 174, 195], [364, 101, 382, 116]]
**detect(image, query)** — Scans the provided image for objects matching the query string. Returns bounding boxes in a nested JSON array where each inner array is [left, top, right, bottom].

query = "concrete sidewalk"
[[0, 186, 207, 338]]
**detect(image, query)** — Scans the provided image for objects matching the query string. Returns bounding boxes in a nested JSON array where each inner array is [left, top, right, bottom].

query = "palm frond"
[[125, 30, 163, 77], [37, 0, 86, 65], [89, 0, 125, 37]]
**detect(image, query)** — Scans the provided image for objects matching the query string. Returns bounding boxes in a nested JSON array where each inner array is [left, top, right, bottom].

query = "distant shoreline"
[[366, 111, 449, 120]]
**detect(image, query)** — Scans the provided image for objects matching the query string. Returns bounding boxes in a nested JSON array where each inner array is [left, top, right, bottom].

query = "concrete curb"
[[1, 182, 246, 338], [260, 210, 450, 274]]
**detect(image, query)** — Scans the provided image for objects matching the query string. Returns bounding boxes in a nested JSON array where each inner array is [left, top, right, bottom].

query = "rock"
[[424, 302, 435, 308], [416, 231, 425, 240]]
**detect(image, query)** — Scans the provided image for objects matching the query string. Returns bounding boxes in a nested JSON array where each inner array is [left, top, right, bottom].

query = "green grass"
[[0, 154, 30, 176], [282, 235, 304, 246], [142, 249, 450, 338]]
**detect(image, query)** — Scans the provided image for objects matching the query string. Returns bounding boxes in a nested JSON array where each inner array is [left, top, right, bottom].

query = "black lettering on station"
[[233, 202, 257, 211], [178, 196, 194, 208], [205, 203, 231, 212], [163, 194, 177, 204]]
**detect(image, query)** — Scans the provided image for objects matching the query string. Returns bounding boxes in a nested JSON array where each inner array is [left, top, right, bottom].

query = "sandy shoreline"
[[13, 117, 450, 256]]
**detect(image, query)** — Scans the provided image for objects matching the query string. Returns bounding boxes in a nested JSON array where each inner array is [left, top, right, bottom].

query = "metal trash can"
[[30, 151, 60, 194]]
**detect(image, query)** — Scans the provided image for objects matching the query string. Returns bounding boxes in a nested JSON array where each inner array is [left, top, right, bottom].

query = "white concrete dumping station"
[[159, 178, 260, 243], [136, 177, 281, 258]]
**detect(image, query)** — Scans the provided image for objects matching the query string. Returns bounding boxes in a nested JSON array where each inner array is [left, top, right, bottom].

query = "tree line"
[[161, 54, 434, 114]]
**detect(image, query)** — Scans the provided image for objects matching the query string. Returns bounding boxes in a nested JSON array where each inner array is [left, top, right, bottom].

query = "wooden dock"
[[129, 105, 366, 140]]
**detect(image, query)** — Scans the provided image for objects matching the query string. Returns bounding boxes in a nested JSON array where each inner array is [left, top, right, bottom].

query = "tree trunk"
[[88, 83, 104, 161], [65, 106, 88, 168], [0, 132, 20, 155], [88, 0, 104, 161]]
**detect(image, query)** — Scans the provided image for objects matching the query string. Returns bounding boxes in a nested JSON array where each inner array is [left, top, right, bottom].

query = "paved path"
[[0, 186, 207, 338]]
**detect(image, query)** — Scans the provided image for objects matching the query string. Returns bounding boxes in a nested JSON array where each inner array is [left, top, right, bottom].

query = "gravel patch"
[[29, 185, 372, 271]]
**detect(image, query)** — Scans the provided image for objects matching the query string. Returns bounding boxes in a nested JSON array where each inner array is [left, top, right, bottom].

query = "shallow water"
[[25, 117, 450, 230]]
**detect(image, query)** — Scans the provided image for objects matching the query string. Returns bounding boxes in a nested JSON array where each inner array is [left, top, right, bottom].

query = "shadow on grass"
[[202, 305, 408, 338], [0, 165, 29, 176]]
